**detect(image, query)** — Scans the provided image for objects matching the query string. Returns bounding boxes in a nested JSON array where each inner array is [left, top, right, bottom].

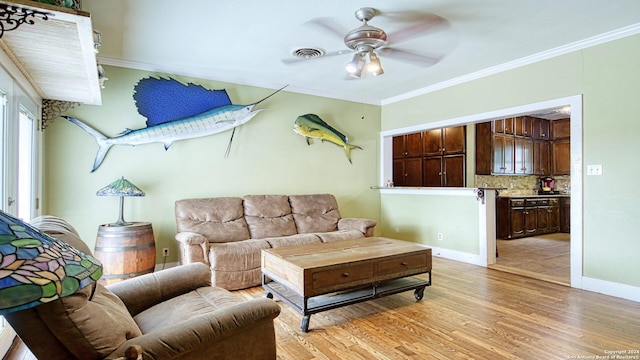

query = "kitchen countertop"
[[498, 193, 570, 198]]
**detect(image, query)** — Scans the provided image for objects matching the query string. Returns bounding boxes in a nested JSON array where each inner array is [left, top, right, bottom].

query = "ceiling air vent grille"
[[292, 47, 325, 59]]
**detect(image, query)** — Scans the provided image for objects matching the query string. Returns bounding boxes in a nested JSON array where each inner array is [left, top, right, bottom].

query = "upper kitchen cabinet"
[[513, 116, 533, 138], [475, 117, 570, 176], [551, 118, 571, 140], [393, 132, 422, 158], [392, 125, 467, 187], [551, 118, 571, 175], [423, 126, 466, 156], [0, 0, 102, 105], [532, 117, 551, 140]]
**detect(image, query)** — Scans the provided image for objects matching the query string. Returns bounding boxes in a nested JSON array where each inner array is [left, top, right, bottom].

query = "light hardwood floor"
[[491, 233, 571, 286], [5, 257, 640, 360]]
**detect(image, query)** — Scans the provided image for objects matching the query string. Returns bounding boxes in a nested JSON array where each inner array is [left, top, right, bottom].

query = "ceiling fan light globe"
[[366, 51, 383, 75], [370, 67, 384, 76], [345, 53, 364, 74]]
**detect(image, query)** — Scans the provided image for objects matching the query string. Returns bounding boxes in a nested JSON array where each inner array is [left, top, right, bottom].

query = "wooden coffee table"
[[261, 237, 432, 332]]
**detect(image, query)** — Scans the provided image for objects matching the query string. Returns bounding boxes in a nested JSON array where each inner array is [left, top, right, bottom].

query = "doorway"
[[481, 95, 582, 288]]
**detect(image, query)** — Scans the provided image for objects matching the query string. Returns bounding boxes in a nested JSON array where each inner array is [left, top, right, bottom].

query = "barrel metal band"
[[94, 242, 155, 252], [100, 269, 154, 279]]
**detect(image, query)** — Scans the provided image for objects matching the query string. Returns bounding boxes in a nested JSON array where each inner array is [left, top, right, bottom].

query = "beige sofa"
[[6, 215, 281, 360], [175, 194, 377, 290]]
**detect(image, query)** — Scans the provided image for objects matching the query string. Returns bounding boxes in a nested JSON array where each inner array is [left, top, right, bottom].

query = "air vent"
[[292, 47, 325, 59]]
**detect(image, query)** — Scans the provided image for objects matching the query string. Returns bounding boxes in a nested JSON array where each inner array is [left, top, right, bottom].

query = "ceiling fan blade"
[[378, 47, 441, 67], [306, 17, 349, 41], [386, 13, 450, 44], [281, 49, 352, 65]]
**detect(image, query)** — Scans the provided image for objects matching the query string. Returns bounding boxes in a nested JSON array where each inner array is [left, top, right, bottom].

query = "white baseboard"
[[581, 276, 640, 303], [431, 247, 485, 266]]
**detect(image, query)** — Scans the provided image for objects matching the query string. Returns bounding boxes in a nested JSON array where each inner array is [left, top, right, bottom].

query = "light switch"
[[587, 164, 602, 176]]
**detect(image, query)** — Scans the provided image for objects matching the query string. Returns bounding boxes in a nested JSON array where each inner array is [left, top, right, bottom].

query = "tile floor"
[[490, 233, 570, 285]]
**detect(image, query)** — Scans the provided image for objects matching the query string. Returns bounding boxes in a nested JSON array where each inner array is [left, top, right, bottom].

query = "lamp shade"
[[0, 210, 102, 315], [96, 177, 145, 226], [96, 177, 145, 197]]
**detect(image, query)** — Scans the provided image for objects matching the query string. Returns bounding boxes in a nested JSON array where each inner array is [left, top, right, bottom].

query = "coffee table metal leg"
[[301, 315, 311, 332], [264, 291, 273, 299]]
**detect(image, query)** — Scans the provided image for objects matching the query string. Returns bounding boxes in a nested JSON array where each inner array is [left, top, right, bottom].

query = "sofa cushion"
[[289, 194, 341, 233], [264, 233, 322, 248], [175, 197, 250, 243], [315, 230, 365, 243], [134, 286, 243, 334], [209, 238, 271, 272], [243, 195, 297, 239]]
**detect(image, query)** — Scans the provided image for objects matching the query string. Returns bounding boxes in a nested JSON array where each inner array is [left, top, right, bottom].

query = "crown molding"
[[381, 23, 640, 105]]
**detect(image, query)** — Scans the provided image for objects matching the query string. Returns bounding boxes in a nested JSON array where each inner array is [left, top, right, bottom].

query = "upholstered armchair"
[[4, 216, 280, 360]]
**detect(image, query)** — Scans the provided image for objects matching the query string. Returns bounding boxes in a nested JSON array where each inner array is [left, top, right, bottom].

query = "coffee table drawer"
[[377, 253, 429, 277], [312, 263, 374, 291]]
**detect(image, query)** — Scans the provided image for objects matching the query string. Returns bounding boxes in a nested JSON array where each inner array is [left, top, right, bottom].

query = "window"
[[0, 63, 41, 357]]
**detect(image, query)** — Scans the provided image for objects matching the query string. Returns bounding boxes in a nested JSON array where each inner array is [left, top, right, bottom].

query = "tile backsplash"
[[475, 175, 571, 196]]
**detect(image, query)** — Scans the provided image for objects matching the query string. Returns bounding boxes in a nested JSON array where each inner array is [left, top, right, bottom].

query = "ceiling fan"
[[284, 7, 448, 78]]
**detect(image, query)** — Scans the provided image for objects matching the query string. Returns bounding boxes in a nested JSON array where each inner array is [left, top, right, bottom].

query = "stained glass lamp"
[[96, 177, 145, 226], [0, 210, 102, 315]]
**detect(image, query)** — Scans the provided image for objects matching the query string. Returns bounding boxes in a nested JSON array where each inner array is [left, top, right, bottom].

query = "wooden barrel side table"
[[94, 222, 156, 285]]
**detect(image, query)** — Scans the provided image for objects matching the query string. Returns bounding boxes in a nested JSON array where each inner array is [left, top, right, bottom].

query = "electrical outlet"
[[395, 226, 400, 233], [437, 233, 444, 241], [587, 164, 602, 176], [162, 248, 169, 257]]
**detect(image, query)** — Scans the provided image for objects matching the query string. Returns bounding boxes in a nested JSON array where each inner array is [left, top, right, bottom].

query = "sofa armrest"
[[338, 218, 377, 237], [108, 298, 281, 360], [175, 231, 210, 266], [107, 263, 212, 317]]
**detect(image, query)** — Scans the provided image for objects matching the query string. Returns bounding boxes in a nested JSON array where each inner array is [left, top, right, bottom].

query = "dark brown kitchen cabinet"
[[475, 122, 492, 175], [394, 126, 466, 187], [422, 126, 466, 187], [551, 118, 571, 140], [533, 140, 551, 175], [492, 134, 515, 174], [533, 118, 551, 140], [514, 138, 534, 175], [393, 133, 422, 158], [494, 117, 514, 134], [496, 197, 562, 239], [476, 118, 569, 176], [552, 139, 571, 175], [424, 155, 465, 187], [393, 158, 422, 186], [423, 126, 465, 156], [514, 116, 534, 137], [560, 197, 571, 233]]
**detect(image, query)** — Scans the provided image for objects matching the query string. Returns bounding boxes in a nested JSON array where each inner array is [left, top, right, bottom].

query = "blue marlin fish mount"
[[63, 77, 286, 172], [293, 113, 362, 164]]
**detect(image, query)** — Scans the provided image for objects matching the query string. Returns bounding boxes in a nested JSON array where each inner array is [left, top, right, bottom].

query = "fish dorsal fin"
[[117, 128, 134, 136], [133, 77, 232, 127]]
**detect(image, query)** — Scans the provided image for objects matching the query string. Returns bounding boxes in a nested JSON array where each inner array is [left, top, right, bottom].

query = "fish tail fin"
[[62, 116, 112, 172], [91, 143, 113, 172], [344, 144, 363, 164]]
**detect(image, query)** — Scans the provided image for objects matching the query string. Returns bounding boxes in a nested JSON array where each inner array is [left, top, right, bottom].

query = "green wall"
[[381, 34, 640, 288], [43, 66, 381, 263], [43, 34, 640, 291], [380, 193, 480, 255]]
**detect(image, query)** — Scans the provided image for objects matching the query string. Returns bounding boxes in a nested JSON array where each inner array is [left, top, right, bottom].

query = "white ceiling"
[[85, 0, 640, 105]]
